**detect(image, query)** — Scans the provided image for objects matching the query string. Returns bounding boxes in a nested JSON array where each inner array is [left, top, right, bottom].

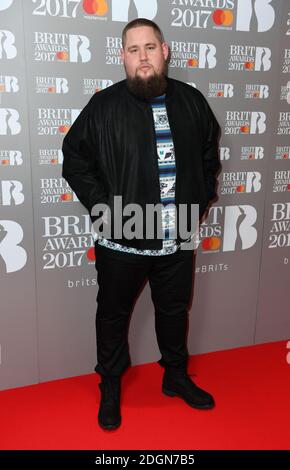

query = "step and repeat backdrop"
[[1, 0, 290, 390]]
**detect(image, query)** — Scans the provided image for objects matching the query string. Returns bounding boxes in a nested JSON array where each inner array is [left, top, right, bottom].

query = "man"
[[62, 18, 220, 431]]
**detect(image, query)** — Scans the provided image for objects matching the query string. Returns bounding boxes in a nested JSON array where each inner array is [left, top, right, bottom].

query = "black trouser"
[[94, 243, 195, 377]]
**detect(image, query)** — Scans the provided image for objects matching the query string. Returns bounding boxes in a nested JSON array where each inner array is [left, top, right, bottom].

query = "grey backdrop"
[[0, 0, 289, 391]]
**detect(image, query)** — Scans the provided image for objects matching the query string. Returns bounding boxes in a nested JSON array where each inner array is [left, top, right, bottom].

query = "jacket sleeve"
[[201, 98, 221, 203], [62, 98, 108, 220]]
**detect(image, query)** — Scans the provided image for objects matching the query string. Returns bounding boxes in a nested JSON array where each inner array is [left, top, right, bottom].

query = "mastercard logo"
[[212, 9, 233, 26], [187, 58, 198, 67], [83, 0, 108, 16], [236, 185, 246, 193], [1, 159, 9, 166], [283, 153, 289, 159], [244, 61, 254, 70], [60, 193, 73, 201], [56, 51, 68, 61], [58, 125, 70, 134], [240, 125, 250, 134], [48, 87, 56, 93], [202, 237, 221, 251]]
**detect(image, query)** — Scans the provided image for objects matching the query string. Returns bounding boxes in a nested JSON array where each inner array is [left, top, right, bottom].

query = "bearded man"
[[62, 18, 220, 431]]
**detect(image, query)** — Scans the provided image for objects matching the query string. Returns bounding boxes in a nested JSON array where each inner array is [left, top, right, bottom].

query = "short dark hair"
[[122, 18, 165, 48]]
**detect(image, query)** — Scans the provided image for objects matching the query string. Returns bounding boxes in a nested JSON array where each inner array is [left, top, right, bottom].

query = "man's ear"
[[162, 42, 169, 61]]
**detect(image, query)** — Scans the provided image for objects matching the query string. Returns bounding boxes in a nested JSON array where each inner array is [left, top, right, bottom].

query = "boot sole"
[[98, 419, 121, 431], [162, 388, 215, 410]]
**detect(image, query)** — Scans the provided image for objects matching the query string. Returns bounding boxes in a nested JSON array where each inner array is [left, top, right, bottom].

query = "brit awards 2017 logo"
[[171, 0, 235, 30], [277, 112, 290, 135], [225, 111, 266, 135], [269, 203, 290, 249], [0, 108, 21, 135], [35, 77, 69, 94], [0, 180, 24, 206], [170, 41, 216, 69], [32, 0, 158, 22], [0, 150, 23, 166], [221, 172, 262, 195], [0, 220, 27, 273], [228, 45, 271, 71], [0, 30, 17, 59], [272, 171, 290, 193], [282, 49, 290, 74], [40, 178, 79, 204], [32, 0, 108, 20], [241, 146, 264, 160], [38, 149, 63, 165], [33, 32, 91, 63], [37, 108, 81, 136], [199, 205, 257, 253], [170, 0, 275, 32], [105, 37, 123, 66], [244, 84, 269, 99], [41, 214, 95, 270], [275, 147, 290, 160], [83, 78, 113, 95], [208, 83, 234, 98]]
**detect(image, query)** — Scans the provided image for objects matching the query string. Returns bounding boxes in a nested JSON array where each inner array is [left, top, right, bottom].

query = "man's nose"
[[139, 48, 148, 61]]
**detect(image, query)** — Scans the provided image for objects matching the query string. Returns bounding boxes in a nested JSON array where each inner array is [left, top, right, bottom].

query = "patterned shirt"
[[94, 94, 182, 256]]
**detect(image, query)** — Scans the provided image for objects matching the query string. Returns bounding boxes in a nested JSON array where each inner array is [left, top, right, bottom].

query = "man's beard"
[[126, 68, 167, 100]]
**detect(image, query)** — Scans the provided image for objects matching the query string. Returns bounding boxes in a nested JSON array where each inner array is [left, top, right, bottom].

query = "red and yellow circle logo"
[[212, 9, 233, 26], [202, 237, 221, 251], [187, 58, 198, 68], [58, 125, 70, 134], [240, 125, 250, 134], [244, 61, 254, 70], [83, 0, 108, 16], [60, 193, 73, 201], [56, 51, 69, 61], [236, 185, 246, 193]]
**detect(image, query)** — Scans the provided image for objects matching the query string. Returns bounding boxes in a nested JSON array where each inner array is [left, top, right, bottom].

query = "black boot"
[[162, 367, 215, 410], [98, 376, 121, 430]]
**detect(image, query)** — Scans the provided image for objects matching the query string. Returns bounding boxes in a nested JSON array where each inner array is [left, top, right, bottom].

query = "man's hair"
[[122, 18, 165, 48]]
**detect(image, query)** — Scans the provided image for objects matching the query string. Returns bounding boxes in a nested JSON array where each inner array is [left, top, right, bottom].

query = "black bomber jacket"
[[62, 76, 221, 250]]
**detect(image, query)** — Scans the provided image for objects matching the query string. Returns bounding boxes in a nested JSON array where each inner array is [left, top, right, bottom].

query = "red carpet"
[[0, 341, 289, 450]]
